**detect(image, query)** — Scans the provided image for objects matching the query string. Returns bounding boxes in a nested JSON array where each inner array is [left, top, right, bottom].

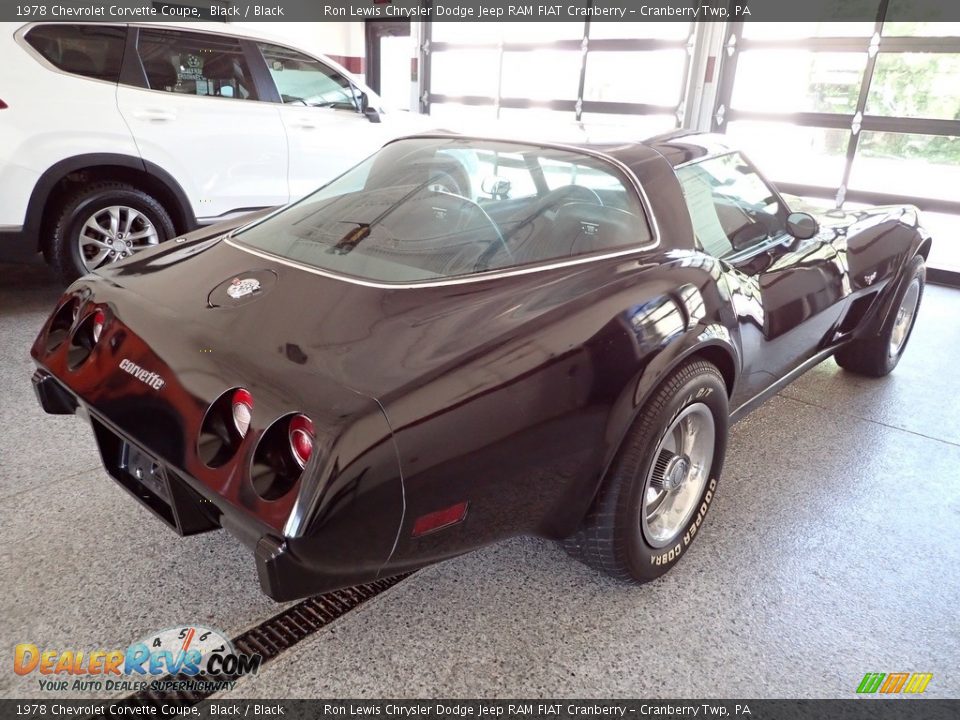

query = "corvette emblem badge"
[[864, 271, 877, 286], [227, 277, 261, 299]]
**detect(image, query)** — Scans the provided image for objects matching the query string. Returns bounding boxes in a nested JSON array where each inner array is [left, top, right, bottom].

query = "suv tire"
[[49, 182, 175, 283]]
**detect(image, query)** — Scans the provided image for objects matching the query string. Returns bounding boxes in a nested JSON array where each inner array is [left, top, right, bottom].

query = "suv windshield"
[[234, 137, 649, 283]]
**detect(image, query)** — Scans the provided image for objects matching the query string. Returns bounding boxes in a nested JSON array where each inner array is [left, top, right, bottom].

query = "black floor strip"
[[125, 573, 411, 704]]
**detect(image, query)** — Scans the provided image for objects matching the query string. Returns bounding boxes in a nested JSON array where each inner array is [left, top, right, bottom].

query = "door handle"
[[132, 108, 177, 122], [291, 117, 316, 130]]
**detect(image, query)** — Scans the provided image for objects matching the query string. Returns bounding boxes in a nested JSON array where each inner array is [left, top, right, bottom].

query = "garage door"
[[423, 22, 693, 138], [713, 14, 960, 278]]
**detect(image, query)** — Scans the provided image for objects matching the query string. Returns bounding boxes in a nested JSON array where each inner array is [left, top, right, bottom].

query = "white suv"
[[0, 21, 411, 281]]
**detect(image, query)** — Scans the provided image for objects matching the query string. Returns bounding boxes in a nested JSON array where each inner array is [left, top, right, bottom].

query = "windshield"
[[234, 137, 650, 283]]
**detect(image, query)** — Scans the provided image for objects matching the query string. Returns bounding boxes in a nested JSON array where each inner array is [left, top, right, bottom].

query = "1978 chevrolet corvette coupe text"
[[31, 132, 931, 600]]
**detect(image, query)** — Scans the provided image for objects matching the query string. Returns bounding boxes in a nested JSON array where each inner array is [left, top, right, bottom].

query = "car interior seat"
[[142, 57, 179, 92], [60, 49, 99, 79], [202, 55, 248, 98], [366, 191, 499, 276], [505, 201, 637, 266]]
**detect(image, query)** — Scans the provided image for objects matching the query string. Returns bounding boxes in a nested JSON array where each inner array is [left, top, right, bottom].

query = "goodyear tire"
[[564, 360, 728, 582], [835, 255, 925, 378], [49, 181, 175, 284]]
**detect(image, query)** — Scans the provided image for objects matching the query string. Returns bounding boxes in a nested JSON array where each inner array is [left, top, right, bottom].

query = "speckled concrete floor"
[[2, 261, 958, 699], [0, 262, 295, 699]]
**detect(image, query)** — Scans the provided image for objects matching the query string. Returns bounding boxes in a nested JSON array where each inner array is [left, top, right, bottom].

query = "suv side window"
[[675, 152, 788, 259], [258, 43, 358, 110], [137, 29, 257, 100], [24, 24, 126, 83]]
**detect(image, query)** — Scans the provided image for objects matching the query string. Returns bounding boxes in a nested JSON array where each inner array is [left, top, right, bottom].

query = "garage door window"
[[25, 24, 126, 83], [137, 29, 257, 100], [715, 17, 960, 275], [426, 23, 692, 131]]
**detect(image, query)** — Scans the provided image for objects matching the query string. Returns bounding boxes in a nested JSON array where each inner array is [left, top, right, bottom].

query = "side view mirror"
[[359, 92, 381, 124], [786, 211, 819, 240]]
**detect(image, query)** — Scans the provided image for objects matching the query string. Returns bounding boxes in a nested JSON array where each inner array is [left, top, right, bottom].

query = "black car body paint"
[[30, 132, 930, 600]]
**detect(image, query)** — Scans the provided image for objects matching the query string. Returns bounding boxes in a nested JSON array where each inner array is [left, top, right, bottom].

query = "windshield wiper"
[[328, 223, 371, 255], [329, 172, 451, 255]]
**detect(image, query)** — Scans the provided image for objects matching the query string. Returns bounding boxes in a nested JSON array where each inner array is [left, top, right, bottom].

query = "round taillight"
[[232, 389, 253, 437], [289, 414, 314, 468], [46, 297, 79, 353], [91, 309, 106, 343]]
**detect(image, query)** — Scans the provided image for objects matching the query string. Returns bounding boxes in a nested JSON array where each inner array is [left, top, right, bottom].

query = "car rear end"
[[29, 242, 405, 601]]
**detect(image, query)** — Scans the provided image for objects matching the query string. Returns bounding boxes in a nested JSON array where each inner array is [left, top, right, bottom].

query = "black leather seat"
[[60, 50, 98, 78], [142, 57, 179, 92], [366, 191, 499, 276], [506, 201, 638, 266]]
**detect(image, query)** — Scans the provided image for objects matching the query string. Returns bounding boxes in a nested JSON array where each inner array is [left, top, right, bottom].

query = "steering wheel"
[[424, 192, 511, 272], [457, 195, 511, 266], [425, 171, 463, 196]]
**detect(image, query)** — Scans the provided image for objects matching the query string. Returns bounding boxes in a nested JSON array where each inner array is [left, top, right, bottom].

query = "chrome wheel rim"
[[641, 403, 716, 548], [889, 278, 920, 358], [78, 206, 158, 272]]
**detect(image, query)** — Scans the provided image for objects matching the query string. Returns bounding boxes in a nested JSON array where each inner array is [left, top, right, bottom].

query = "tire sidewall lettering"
[[637, 372, 726, 573]]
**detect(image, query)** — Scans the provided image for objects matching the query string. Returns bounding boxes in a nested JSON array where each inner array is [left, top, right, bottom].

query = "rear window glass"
[[25, 24, 126, 83], [234, 137, 649, 284]]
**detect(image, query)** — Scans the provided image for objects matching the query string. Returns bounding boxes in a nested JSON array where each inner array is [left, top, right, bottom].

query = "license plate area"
[[115, 439, 177, 528], [90, 417, 219, 536], [121, 443, 171, 506]]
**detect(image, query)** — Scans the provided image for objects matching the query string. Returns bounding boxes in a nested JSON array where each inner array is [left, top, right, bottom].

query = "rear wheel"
[[48, 181, 174, 283], [564, 360, 728, 582], [835, 256, 925, 377]]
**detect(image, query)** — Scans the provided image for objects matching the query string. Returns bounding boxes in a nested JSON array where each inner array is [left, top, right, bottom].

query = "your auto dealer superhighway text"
[[324, 704, 727, 717]]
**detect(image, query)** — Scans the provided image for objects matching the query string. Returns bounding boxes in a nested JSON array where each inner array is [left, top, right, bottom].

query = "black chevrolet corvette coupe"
[[31, 131, 930, 600]]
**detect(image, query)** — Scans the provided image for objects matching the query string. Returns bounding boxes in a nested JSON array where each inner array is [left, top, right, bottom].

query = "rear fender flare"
[[548, 325, 739, 538]]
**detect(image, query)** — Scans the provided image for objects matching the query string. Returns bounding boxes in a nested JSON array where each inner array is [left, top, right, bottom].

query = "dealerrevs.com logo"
[[14, 625, 260, 694]]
